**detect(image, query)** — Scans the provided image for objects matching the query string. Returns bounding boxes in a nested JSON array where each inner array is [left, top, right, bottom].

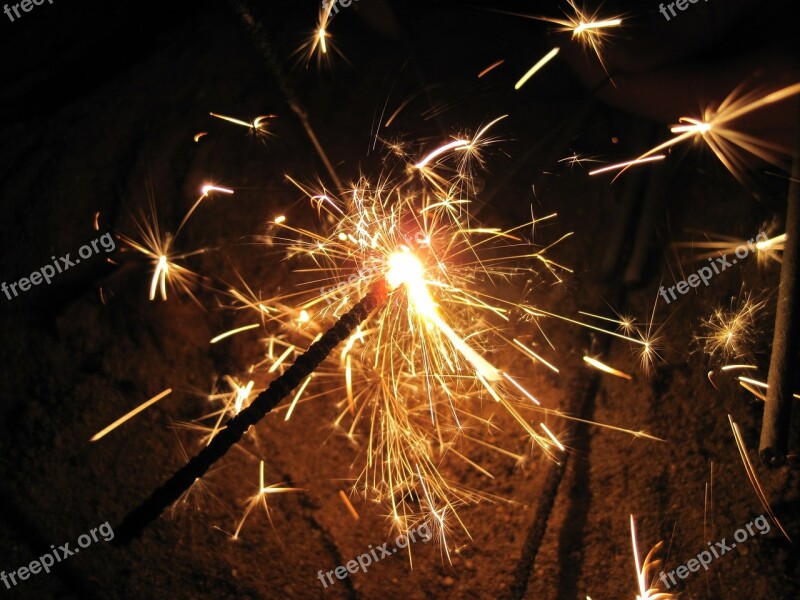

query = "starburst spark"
[[535, 0, 623, 74], [673, 230, 785, 267], [620, 83, 800, 182], [697, 293, 767, 362], [233, 460, 303, 539]]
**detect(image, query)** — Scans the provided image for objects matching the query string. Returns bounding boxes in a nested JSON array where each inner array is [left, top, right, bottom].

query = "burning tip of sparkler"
[[386, 250, 425, 290]]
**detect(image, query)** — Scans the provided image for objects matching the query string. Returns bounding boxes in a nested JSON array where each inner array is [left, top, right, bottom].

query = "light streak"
[[588, 155, 665, 176], [339, 489, 360, 520], [210, 323, 260, 344], [728, 415, 791, 541], [478, 59, 505, 78], [91, 389, 173, 442], [629, 515, 673, 599], [514, 47, 560, 90], [583, 356, 633, 380]]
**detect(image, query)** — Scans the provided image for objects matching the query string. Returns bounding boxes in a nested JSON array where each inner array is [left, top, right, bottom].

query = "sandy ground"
[[0, 1, 798, 599]]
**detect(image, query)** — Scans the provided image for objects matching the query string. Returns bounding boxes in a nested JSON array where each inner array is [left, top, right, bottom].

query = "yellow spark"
[[210, 323, 260, 344], [477, 59, 505, 78], [737, 376, 800, 400], [233, 461, 303, 539], [268, 345, 295, 374], [588, 154, 665, 176], [415, 139, 471, 169], [339, 490, 360, 520], [514, 47, 560, 90], [583, 356, 633, 380], [621, 83, 800, 182], [698, 294, 767, 362], [150, 255, 169, 301], [201, 184, 234, 196], [193, 131, 208, 142], [234, 380, 254, 414], [210, 111, 274, 134], [91, 389, 172, 442], [629, 515, 674, 599], [513, 339, 560, 373], [275, 215, 286, 224], [728, 415, 791, 541], [673, 230, 784, 267], [540, 423, 565, 451], [573, 18, 622, 34], [532, 1, 623, 75], [284, 375, 312, 421]]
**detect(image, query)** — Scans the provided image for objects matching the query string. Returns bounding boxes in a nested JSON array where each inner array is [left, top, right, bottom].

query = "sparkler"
[[109, 117, 663, 547]]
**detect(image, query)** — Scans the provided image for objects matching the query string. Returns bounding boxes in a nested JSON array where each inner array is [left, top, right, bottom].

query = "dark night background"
[[1, 0, 799, 598]]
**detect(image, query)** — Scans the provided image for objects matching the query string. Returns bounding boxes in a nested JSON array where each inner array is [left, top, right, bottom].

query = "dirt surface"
[[1, 1, 799, 599]]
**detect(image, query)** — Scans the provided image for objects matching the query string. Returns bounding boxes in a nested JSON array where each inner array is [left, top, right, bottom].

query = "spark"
[[415, 139, 471, 168], [210, 323, 260, 344], [728, 416, 791, 541], [233, 460, 303, 539], [540, 423, 565, 451], [673, 230, 785, 266], [339, 489, 361, 520], [294, 2, 347, 69], [477, 59, 505, 78], [210, 111, 275, 136], [91, 389, 173, 442], [534, 0, 623, 74], [514, 47, 560, 90], [697, 293, 767, 362], [193, 132, 208, 142], [588, 155, 665, 176], [629, 515, 674, 599], [620, 83, 800, 182], [583, 356, 633, 380], [737, 376, 800, 401]]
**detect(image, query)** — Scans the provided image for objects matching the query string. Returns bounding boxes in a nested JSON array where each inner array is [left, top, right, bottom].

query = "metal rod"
[[759, 114, 800, 466], [112, 282, 387, 545]]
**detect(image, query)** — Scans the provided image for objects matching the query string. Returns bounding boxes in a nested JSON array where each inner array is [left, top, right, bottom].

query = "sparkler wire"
[[759, 111, 800, 466], [113, 281, 388, 545]]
